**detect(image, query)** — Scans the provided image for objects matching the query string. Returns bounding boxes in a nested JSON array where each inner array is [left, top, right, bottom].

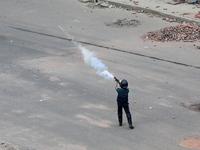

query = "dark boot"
[[129, 123, 134, 129], [119, 122, 122, 126]]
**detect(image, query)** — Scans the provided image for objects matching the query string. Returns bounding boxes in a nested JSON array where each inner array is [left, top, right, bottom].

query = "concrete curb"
[[0, 140, 36, 150], [107, 0, 200, 24]]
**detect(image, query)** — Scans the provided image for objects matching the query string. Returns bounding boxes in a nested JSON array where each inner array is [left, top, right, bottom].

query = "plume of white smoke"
[[59, 26, 114, 80], [78, 44, 113, 80]]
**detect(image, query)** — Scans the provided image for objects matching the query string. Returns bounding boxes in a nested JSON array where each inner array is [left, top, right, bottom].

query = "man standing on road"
[[115, 79, 134, 129]]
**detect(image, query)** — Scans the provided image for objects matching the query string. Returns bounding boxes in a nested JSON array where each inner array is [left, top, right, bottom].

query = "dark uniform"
[[115, 79, 134, 129]]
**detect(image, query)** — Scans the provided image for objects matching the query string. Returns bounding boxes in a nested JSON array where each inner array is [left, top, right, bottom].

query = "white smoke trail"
[[59, 26, 74, 41], [59, 26, 114, 80]]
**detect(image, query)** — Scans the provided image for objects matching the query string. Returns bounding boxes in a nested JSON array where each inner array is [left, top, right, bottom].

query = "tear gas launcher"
[[114, 77, 120, 84]]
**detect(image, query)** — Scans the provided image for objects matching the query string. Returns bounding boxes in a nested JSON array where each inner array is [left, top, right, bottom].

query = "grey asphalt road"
[[0, 0, 200, 150]]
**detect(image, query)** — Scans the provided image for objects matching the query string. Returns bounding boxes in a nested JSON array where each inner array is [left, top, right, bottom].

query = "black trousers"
[[118, 102, 132, 124]]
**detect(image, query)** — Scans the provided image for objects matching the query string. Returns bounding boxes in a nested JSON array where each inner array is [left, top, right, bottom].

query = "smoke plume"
[[59, 26, 114, 80]]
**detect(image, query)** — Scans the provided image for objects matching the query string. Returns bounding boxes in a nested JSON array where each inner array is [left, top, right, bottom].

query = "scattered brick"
[[133, 1, 138, 5], [195, 11, 200, 18], [182, 13, 188, 15], [143, 22, 200, 42]]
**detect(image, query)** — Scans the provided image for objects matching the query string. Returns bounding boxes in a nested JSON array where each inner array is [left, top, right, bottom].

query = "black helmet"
[[120, 79, 128, 89]]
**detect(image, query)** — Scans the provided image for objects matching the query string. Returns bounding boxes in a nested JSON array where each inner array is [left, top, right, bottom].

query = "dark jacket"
[[116, 88, 129, 105]]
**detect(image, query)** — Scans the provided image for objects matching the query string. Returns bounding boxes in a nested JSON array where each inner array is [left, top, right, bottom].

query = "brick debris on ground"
[[143, 22, 200, 42], [106, 18, 140, 27]]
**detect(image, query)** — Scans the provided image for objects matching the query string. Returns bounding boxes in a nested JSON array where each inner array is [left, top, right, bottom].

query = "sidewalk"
[[106, 0, 200, 23]]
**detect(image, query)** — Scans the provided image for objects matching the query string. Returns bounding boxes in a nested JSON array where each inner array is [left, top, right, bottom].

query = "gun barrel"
[[114, 77, 120, 83]]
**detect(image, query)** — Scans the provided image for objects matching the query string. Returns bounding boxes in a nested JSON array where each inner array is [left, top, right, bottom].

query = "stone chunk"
[[100, 2, 110, 7], [81, 0, 92, 3]]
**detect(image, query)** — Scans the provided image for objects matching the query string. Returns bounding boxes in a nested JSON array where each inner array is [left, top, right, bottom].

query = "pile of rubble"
[[182, 102, 200, 112], [87, 2, 111, 9], [169, 0, 200, 4], [0, 141, 36, 150], [143, 22, 200, 42], [80, 0, 113, 9], [106, 18, 140, 27], [179, 0, 200, 4]]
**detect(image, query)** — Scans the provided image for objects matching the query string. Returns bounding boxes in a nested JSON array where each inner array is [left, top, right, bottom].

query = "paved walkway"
[[107, 0, 200, 23]]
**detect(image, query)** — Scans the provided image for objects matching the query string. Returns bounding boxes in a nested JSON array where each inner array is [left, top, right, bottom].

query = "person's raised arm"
[[115, 81, 118, 89]]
